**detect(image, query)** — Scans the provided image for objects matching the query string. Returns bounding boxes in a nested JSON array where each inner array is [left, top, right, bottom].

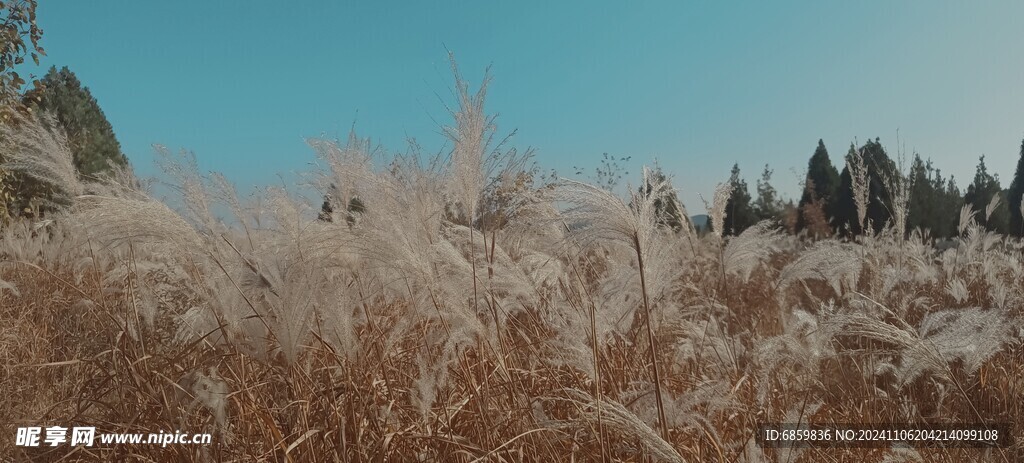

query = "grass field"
[[1, 72, 1021, 462]]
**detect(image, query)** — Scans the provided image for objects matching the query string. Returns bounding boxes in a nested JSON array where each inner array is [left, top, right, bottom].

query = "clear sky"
[[27, 1, 1024, 212]]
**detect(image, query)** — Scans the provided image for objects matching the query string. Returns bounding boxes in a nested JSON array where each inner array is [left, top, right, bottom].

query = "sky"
[[26, 1, 1024, 212]]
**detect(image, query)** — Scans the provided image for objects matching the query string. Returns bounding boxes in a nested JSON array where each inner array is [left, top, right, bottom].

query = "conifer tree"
[[29, 66, 127, 176], [1008, 138, 1024, 236], [754, 163, 782, 222], [723, 163, 757, 235], [834, 138, 897, 236], [964, 155, 1008, 234], [6, 66, 127, 216], [905, 155, 961, 238], [796, 139, 840, 235]]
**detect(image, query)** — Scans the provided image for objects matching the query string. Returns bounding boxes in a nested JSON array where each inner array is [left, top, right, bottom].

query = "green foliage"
[[0, 0, 44, 117], [0, 0, 45, 219], [964, 155, 1008, 234], [722, 163, 757, 235], [29, 66, 127, 176], [796, 140, 840, 234], [834, 138, 897, 236], [753, 163, 782, 222], [906, 154, 961, 238], [3, 66, 126, 218], [1008, 139, 1024, 237]]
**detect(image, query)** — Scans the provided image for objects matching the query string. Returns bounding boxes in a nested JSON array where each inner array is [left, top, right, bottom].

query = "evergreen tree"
[[906, 155, 932, 232], [796, 139, 840, 235], [834, 138, 897, 236], [5, 66, 128, 217], [723, 163, 757, 235], [940, 176, 963, 238], [753, 163, 782, 222], [29, 66, 127, 176], [1008, 138, 1024, 236], [964, 155, 1008, 234], [906, 155, 961, 238]]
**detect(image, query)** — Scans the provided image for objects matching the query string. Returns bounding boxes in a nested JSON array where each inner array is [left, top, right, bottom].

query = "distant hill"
[[690, 214, 709, 231]]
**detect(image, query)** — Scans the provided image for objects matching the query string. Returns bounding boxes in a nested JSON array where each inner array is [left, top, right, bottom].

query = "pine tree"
[[29, 66, 127, 176], [906, 155, 932, 233], [834, 138, 897, 236], [1008, 138, 1024, 236], [753, 163, 782, 222], [964, 155, 1008, 234], [723, 163, 757, 235], [796, 139, 840, 235], [938, 175, 963, 238], [5, 66, 128, 217], [906, 154, 962, 238]]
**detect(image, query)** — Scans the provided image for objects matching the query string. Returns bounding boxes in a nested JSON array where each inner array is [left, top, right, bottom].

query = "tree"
[[0, 0, 45, 219], [796, 139, 840, 235], [753, 163, 782, 222], [29, 66, 127, 176], [4, 66, 128, 217], [906, 154, 961, 238], [964, 155, 1008, 234], [1008, 138, 1024, 236], [723, 163, 757, 235], [0, 0, 45, 118], [833, 138, 897, 236]]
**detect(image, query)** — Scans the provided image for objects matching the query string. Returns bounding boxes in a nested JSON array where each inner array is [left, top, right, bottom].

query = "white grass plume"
[[707, 182, 733, 238], [722, 220, 784, 283], [554, 388, 685, 463], [0, 112, 83, 203], [847, 147, 870, 230]]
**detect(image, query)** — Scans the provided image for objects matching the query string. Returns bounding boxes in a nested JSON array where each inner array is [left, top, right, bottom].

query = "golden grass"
[[2, 245, 1020, 462]]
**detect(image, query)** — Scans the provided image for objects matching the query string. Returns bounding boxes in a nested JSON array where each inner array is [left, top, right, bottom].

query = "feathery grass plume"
[[308, 129, 375, 220], [0, 277, 18, 297], [847, 146, 870, 231], [776, 240, 862, 300], [443, 54, 494, 221], [945, 277, 969, 304], [554, 388, 685, 463], [958, 203, 977, 236], [829, 305, 1013, 387], [706, 182, 733, 238], [557, 166, 685, 441], [721, 220, 784, 283], [666, 310, 742, 378], [985, 193, 1001, 223], [0, 111, 83, 205], [152, 145, 220, 235], [880, 160, 911, 236], [74, 195, 206, 252], [903, 307, 1014, 383], [754, 306, 836, 404]]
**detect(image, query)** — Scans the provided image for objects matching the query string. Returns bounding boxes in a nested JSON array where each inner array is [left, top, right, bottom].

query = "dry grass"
[[1, 65, 1022, 462]]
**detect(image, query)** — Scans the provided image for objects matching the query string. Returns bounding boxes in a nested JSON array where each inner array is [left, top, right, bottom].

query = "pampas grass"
[[1, 65, 1022, 462]]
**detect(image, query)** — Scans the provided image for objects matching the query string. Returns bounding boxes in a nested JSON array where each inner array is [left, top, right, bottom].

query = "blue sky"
[[28, 1, 1024, 211]]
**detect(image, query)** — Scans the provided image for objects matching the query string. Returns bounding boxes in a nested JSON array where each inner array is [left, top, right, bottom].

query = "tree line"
[[713, 137, 1024, 239]]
